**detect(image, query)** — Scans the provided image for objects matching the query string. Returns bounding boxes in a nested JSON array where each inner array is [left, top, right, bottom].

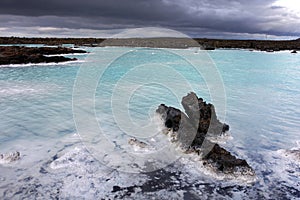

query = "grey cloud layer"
[[0, 0, 299, 37]]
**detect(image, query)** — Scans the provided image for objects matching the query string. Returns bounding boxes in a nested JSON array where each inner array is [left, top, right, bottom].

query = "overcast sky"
[[0, 0, 299, 39]]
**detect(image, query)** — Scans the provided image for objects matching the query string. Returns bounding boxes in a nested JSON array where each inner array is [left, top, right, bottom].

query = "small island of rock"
[[0, 46, 87, 65], [156, 92, 254, 177]]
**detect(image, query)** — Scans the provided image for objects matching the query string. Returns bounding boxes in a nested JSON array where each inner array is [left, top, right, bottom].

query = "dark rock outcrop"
[[203, 144, 251, 174], [291, 50, 297, 53], [156, 104, 197, 150], [156, 92, 254, 175], [0, 46, 87, 65], [0, 37, 105, 46], [181, 92, 229, 136], [195, 38, 300, 52]]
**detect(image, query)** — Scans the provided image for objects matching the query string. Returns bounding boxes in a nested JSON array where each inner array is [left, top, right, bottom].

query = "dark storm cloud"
[[0, 0, 186, 21], [0, 0, 299, 38]]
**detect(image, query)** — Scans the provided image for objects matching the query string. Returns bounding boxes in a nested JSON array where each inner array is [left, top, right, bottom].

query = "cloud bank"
[[0, 0, 299, 39]]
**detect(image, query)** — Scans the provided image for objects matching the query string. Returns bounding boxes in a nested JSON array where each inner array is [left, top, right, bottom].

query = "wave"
[[44, 53, 89, 57], [0, 81, 61, 97], [0, 60, 85, 68]]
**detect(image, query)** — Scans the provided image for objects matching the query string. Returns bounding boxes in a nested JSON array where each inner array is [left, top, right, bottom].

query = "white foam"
[[47, 145, 150, 199], [135, 189, 185, 200], [0, 134, 151, 199], [44, 53, 89, 57], [206, 131, 233, 144], [49, 147, 88, 170], [251, 145, 300, 198], [0, 60, 84, 68], [0, 87, 45, 97], [0, 82, 59, 97], [277, 149, 300, 161], [128, 139, 155, 153], [276, 141, 300, 162]]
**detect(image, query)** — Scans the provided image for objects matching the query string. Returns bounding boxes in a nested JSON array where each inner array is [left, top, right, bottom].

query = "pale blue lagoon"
[[0, 47, 299, 199]]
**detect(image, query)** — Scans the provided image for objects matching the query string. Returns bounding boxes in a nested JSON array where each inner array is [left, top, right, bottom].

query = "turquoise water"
[[0, 47, 299, 199]]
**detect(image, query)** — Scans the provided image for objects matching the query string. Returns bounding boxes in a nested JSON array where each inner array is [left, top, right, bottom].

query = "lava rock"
[[0, 46, 86, 65], [156, 104, 198, 149], [156, 92, 254, 175], [181, 92, 229, 136], [203, 144, 252, 174]]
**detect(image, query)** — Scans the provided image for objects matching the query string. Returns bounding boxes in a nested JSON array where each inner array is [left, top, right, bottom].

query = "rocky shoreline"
[[0, 37, 105, 46], [0, 46, 87, 65], [0, 37, 299, 52], [195, 38, 300, 52]]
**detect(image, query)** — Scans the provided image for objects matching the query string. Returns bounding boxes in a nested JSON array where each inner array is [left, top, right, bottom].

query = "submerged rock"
[[287, 149, 300, 160], [128, 138, 149, 149], [291, 50, 297, 53], [0, 151, 20, 164], [156, 92, 254, 176], [277, 147, 300, 162]]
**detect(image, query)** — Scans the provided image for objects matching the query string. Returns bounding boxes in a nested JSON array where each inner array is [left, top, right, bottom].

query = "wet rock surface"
[[291, 50, 297, 53], [0, 46, 87, 65], [128, 138, 149, 149], [156, 92, 254, 176], [181, 92, 229, 137], [203, 144, 252, 175], [0, 151, 20, 164]]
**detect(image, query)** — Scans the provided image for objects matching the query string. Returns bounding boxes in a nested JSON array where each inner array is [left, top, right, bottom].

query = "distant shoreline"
[[0, 37, 299, 52], [0, 46, 87, 65]]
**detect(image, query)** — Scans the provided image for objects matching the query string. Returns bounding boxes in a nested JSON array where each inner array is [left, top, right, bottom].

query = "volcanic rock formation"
[[156, 92, 254, 176], [0, 46, 86, 65]]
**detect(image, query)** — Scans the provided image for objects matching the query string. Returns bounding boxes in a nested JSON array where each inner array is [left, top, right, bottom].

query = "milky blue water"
[[0, 47, 299, 199]]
